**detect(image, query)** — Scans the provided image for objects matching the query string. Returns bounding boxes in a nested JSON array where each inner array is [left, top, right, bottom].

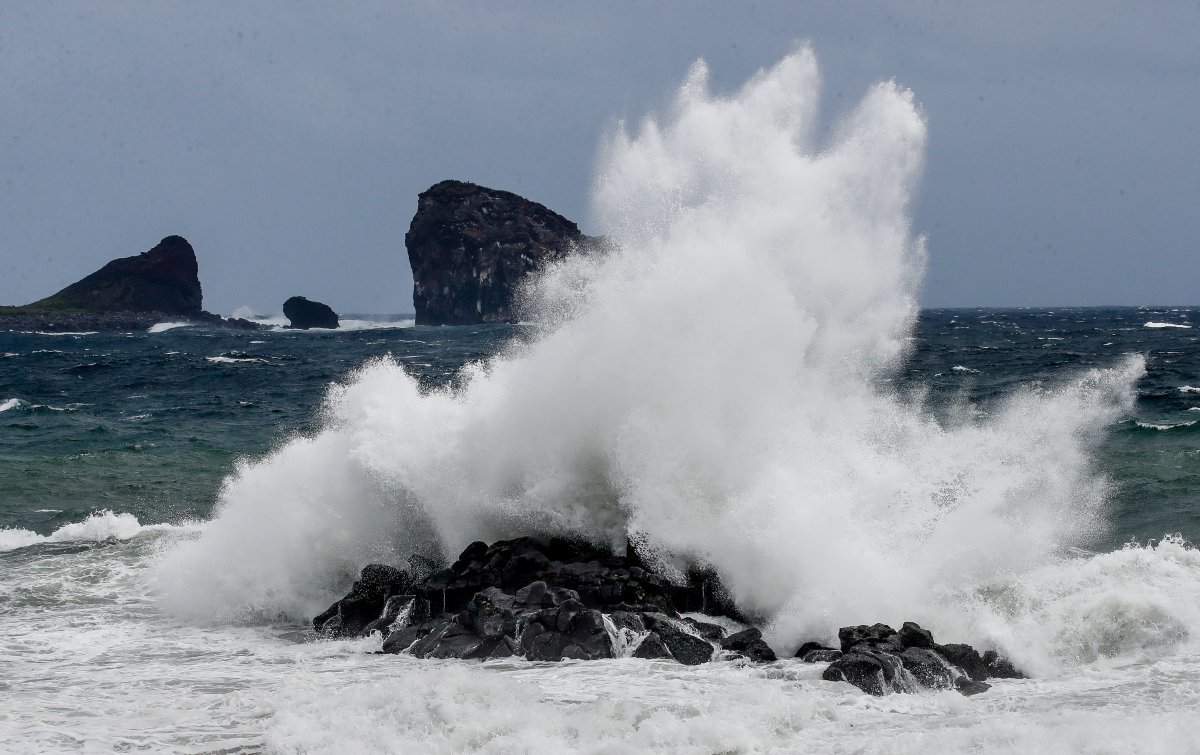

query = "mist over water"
[[157, 49, 1160, 669]]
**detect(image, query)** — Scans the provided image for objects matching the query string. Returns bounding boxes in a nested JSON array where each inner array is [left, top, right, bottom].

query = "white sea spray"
[[154, 48, 1157, 675]]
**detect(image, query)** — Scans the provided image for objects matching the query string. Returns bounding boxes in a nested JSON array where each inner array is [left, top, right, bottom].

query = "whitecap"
[[0, 510, 187, 553], [950, 365, 979, 374], [1145, 322, 1192, 329], [0, 398, 23, 413], [1180, 386, 1200, 394], [206, 356, 269, 365], [148, 322, 193, 334], [1134, 420, 1197, 431]]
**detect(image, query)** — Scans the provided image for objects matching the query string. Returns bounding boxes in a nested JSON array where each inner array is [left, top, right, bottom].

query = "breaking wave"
[[0, 510, 188, 553], [155, 48, 1163, 669]]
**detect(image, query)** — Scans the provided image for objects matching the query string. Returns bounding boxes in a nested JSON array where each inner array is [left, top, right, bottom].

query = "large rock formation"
[[314, 537, 1023, 696], [405, 180, 596, 325], [283, 296, 339, 329], [0, 236, 259, 331], [27, 235, 203, 314]]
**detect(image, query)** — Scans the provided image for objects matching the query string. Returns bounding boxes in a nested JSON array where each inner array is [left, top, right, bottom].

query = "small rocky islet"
[[314, 536, 1023, 697]]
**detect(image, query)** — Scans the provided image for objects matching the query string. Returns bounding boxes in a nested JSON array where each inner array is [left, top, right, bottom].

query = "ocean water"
[[5, 49, 1200, 753]]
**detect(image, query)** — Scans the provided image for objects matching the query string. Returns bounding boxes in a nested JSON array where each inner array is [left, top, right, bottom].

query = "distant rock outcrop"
[[283, 296, 339, 329], [28, 235, 203, 314], [0, 235, 259, 332], [405, 180, 597, 325]]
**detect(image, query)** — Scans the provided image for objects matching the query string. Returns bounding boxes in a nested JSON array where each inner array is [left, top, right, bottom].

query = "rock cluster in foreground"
[[314, 537, 1022, 696], [815, 622, 1023, 696]]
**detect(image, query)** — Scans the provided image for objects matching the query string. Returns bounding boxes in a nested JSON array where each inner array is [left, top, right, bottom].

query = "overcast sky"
[[3, 1, 1198, 314]]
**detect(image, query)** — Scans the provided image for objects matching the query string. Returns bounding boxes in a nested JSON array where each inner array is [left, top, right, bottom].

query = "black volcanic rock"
[[405, 180, 597, 325], [28, 235, 202, 314], [822, 622, 1020, 696], [316, 537, 763, 666], [283, 296, 339, 329]]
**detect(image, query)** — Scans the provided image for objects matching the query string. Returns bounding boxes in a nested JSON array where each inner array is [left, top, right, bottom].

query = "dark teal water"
[[2, 308, 1198, 547]]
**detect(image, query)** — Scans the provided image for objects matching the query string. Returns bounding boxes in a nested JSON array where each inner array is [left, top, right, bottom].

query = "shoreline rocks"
[[314, 537, 1021, 696], [817, 621, 1024, 696]]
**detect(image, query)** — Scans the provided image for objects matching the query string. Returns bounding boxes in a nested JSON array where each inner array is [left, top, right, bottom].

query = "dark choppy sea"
[[3, 308, 1200, 752], [3, 308, 1198, 544]]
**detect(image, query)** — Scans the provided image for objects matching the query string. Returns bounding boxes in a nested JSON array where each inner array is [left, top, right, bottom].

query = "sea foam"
[[156, 48, 1151, 667], [0, 510, 185, 553]]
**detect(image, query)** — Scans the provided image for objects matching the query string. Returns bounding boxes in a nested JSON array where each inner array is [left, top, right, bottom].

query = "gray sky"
[[3, 1, 1199, 314]]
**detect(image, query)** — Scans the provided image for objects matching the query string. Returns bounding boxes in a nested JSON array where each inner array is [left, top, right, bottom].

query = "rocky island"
[[283, 296, 339, 329], [405, 180, 600, 325], [0, 235, 257, 332]]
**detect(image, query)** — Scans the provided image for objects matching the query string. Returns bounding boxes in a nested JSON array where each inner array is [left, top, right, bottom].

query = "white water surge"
[[153, 46, 1195, 686]]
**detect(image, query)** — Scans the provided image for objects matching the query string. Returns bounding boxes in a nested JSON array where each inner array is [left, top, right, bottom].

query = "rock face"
[[283, 296, 339, 329], [405, 180, 595, 325], [313, 537, 764, 665], [28, 235, 202, 314], [819, 621, 1023, 696]]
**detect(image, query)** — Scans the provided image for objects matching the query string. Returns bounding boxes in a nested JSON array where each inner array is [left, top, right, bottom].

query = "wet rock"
[[720, 627, 777, 663], [898, 621, 935, 649], [956, 678, 992, 696], [684, 617, 727, 641], [934, 643, 989, 682], [827, 621, 1014, 696], [822, 650, 908, 696], [644, 614, 713, 666], [362, 595, 414, 637], [313, 563, 416, 637], [632, 632, 673, 660], [838, 623, 902, 653], [796, 641, 841, 662], [983, 650, 1025, 679]]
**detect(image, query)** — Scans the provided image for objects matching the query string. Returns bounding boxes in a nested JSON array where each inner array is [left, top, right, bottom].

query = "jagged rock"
[[983, 649, 1024, 679], [684, 617, 727, 641], [796, 641, 841, 662], [283, 296, 339, 329], [313, 563, 416, 637], [405, 180, 600, 325], [823, 650, 908, 695], [720, 627, 777, 663], [643, 614, 713, 666], [898, 621, 935, 649], [671, 566, 747, 622], [838, 623, 902, 653], [420, 536, 677, 617], [824, 621, 1017, 696], [934, 642, 989, 682], [632, 632, 673, 660]]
